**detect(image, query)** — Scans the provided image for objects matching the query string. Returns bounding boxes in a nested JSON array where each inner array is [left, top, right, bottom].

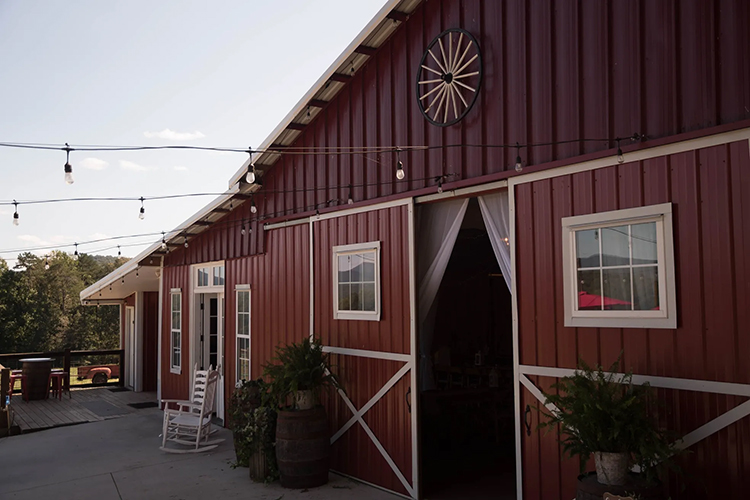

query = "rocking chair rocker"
[[160, 368, 224, 453]]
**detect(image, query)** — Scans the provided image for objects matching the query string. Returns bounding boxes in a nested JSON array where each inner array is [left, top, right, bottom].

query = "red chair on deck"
[[9, 370, 28, 402], [48, 370, 69, 400]]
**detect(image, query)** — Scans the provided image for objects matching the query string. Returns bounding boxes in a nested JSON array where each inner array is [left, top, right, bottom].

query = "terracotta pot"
[[594, 451, 630, 485], [295, 390, 315, 410]]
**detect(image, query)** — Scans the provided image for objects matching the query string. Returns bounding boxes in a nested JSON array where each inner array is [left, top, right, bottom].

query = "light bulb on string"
[[514, 142, 523, 172], [139, 197, 145, 220], [250, 195, 257, 214], [347, 184, 354, 205], [616, 139, 625, 164], [184, 236, 189, 248], [161, 232, 167, 250], [437, 178, 443, 194], [241, 220, 246, 236], [63, 143, 74, 184], [245, 148, 256, 184], [136, 266, 139, 278], [117, 246, 121, 256], [44, 256, 50, 270], [73, 243, 79, 261], [395, 148, 405, 180], [12, 200, 19, 226]]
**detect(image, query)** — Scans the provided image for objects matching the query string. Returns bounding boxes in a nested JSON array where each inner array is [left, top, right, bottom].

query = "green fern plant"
[[538, 358, 678, 484], [262, 336, 340, 409]]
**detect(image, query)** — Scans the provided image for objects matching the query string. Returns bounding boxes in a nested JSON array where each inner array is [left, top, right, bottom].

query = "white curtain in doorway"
[[417, 198, 469, 391], [478, 190, 512, 291]]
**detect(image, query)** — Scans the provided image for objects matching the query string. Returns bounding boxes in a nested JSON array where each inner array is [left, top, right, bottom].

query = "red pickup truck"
[[76, 365, 120, 385]]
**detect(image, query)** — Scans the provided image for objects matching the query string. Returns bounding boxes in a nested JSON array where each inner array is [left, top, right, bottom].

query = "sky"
[[0, 0, 387, 267]]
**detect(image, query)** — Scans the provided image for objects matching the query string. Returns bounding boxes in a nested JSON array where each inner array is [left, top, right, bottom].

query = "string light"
[[240, 220, 246, 236], [139, 197, 145, 220], [347, 184, 354, 205], [136, 266, 139, 278], [44, 256, 50, 270], [161, 232, 167, 250], [117, 245, 121, 256], [183, 236, 189, 248], [616, 139, 625, 164], [245, 148, 257, 184], [514, 142, 523, 172], [12, 200, 19, 226], [250, 195, 257, 214], [437, 178, 443, 194], [63, 143, 74, 184], [74, 243, 79, 260], [395, 148, 405, 180]]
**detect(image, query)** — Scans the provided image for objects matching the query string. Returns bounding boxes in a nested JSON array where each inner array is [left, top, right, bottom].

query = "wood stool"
[[9, 370, 28, 402], [49, 371, 68, 400]]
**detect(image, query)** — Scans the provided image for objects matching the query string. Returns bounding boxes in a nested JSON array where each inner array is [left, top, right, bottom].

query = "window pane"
[[363, 257, 375, 281], [213, 266, 225, 286], [633, 266, 660, 310], [363, 283, 376, 311], [338, 284, 351, 311], [173, 350, 180, 368], [350, 283, 362, 310], [602, 268, 632, 310], [172, 294, 180, 311], [576, 229, 600, 268], [338, 255, 350, 283], [172, 331, 180, 349], [350, 254, 362, 282], [632, 222, 658, 265], [601, 226, 630, 267], [577, 270, 602, 310], [171, 312, 180, 329]]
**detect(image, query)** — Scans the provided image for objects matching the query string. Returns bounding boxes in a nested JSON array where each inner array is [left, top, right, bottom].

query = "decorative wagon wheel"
[[417, 28, 482, 127]]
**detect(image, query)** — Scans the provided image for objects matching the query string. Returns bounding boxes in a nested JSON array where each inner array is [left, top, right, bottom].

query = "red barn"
[[82, 0, 750, 498]]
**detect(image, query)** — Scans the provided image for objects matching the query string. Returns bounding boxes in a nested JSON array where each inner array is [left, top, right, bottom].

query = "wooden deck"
[[8, 387, 157, 432]]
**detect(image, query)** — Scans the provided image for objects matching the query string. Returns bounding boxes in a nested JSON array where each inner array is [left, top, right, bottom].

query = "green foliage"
[[538, 358, 678, 483], [262, 336, 340, 409], [0, 251, 127, 355], [228, 379, 278, 481]]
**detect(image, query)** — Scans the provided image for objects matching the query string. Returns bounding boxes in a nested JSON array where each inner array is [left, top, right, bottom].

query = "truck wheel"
[[92, 373, 108, 385]]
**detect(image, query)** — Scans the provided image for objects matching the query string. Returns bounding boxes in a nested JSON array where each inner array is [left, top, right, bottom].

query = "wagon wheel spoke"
[[418, 78, 444, 85], [452, 40, 473, 77], [424, 84, 447, 113], [449, 84, 459, 120], [453, 53, 479, 78], [433, 85, 449, 120], [453, 84, 469, 108], [453, 79, 477, 93], [438, 38, 450, 76], [427, 49, 447, 74], [420, 81, 446, 102], [421, 64, 443, 77], [450, 33, 464, 73]]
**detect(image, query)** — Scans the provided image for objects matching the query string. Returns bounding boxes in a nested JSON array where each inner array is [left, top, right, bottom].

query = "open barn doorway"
[[417, 196, 516, 500]]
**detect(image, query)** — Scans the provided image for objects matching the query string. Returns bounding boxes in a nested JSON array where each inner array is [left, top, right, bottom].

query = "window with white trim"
[[195, 264, 224, 289], [170, 290, 182, 373], [333, 241, 381, 321], [236, 288, 251, 382], [562, 203, 676, 329]]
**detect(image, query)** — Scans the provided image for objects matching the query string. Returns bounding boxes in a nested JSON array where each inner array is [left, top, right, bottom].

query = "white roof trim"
[[228, 0, 407, 187]]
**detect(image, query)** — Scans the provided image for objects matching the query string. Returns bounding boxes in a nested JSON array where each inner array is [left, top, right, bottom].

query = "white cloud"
[[143, 128, 205, 141], [120, 160, 150, 171], [17, 234, 50, 245], [173, 165, 189, 171], [80, 157, 109, 170]]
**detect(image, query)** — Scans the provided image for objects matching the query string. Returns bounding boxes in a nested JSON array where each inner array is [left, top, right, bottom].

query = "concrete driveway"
[[0, 408, 399, 500]]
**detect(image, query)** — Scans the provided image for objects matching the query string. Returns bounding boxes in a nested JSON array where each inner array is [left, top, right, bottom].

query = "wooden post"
[[119, 349, 125, 387], [63, 349, 71, 394]]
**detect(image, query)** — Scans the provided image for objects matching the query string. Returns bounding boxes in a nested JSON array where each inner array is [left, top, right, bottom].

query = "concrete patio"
[[0, 407, 400, 500]]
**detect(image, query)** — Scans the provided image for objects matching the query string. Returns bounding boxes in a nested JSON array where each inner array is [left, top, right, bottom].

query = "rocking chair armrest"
[[160, 399, 192, 410]]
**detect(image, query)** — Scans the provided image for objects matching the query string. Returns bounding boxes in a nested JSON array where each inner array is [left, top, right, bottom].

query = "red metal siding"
[[256, 0, 749, 223], [142, 291, 158, 393], [160, 265, 191, 400], [516, 140, 750, 499]]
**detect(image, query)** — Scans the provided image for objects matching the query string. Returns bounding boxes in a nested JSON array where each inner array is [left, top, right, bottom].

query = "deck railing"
[[0, 348, 125, 393]]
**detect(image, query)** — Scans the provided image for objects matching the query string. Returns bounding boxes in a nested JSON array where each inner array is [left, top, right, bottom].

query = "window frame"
[[332, 241, 382, 321], [235, 286, 251, 383], [170, 289, 182, 374], [193, 261, 225, 293], [561, 203, 676, 329]]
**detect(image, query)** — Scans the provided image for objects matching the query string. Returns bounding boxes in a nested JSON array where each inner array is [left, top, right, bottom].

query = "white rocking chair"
[[160, 368, 224, 453], [160, 363, 212, 415]]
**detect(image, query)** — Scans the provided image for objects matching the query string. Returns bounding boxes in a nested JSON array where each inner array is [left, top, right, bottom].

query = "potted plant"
[[263, 336, 340, 488], [538, 359, 676, 487], [227, 378, 278, 481]]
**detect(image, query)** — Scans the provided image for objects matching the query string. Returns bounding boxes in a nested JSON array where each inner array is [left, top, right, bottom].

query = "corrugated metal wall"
[[313, 205, 413, 496], [160, 265, 191, 400], [259, 0, 750, 221], [516, 140, 750, 499], [143, 291, 159, 393]]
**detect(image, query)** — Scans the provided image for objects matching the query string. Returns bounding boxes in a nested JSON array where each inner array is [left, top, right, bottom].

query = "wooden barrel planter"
[[21, 358, 53, 401], [577, 472, 665, 500], [275, 406, 330, 488]]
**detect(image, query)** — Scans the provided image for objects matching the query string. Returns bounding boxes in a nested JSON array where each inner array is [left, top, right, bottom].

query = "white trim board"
[[407, 198, 419, 498], [322, 346, 411, 362], [509, 167, 523, 500], [414, 179, 508, 204], [509, 127, 750, 186]]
